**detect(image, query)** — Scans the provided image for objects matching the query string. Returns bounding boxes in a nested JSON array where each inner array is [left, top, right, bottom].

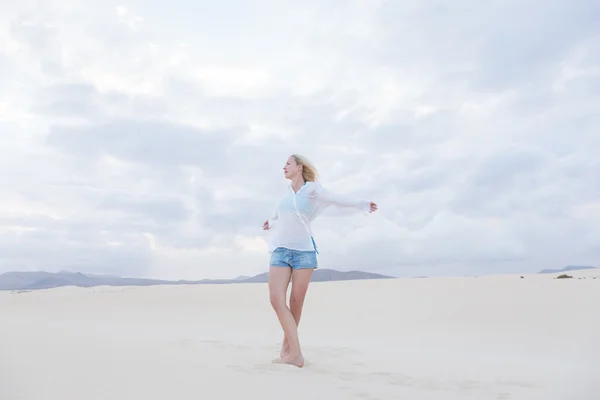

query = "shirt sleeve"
[[311, 182, 371, 213], [268, 208, 278, 226], [267, 194, 283, 227]]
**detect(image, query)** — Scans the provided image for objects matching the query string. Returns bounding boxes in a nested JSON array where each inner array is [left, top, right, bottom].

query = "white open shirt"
[[266, 181, 371, 253]]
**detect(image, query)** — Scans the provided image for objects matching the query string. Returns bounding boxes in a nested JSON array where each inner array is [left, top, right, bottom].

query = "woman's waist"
[[273, 228, 313, 240], [269, 232, 316, 252], [276, 216, 313, 230]]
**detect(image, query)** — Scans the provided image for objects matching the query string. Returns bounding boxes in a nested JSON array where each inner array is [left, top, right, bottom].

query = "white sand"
[[1, 268, 598, 400]]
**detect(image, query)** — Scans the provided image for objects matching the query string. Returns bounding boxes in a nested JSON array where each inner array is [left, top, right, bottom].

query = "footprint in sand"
[[496, 380, 534, 388], [457, 380, 486, 391], [386, 374, 414, 387], [352, 392, 383, 400]]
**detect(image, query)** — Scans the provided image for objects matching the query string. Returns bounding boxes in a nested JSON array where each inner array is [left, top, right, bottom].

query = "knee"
[[289, 293, 305, 309], [270, 293, 286, 311]]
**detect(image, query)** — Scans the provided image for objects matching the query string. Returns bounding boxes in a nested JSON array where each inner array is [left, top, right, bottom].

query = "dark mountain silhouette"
[[538, 265, 597, 274], [243, 269, 393, 283], [0, 269, 395, 291]]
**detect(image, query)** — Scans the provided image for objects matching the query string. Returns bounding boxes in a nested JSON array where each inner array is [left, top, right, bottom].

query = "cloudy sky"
[[1, 0, 599, 280]]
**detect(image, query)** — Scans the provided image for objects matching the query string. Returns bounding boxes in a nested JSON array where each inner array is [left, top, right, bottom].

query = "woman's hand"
[[369, 202, 378, 213], [263, 220, 270, 230]]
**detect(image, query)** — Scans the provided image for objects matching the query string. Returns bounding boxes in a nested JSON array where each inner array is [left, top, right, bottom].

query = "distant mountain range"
[[0, 269, 395, 291], [3, 264, 594, 291], [538, 265, 597, 274]]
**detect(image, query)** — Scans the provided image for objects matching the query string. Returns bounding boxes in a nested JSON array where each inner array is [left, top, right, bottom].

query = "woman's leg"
[[280, 268, 314, 357], [268, 266, 304, 367]]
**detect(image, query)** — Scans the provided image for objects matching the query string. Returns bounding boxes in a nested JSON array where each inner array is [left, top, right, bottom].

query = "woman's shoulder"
[[305, 181, 321, 188], [304, 181, 322, 195]]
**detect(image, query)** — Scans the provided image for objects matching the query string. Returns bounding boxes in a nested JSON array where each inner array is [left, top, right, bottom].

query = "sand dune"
[[1, 269, 598, 400]]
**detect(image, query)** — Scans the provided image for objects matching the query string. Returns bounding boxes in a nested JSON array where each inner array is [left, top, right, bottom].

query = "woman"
[[262, 154, 377, 368]]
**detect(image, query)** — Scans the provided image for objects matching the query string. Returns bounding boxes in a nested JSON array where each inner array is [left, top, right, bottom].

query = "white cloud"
[[0, 0, 599, 279]]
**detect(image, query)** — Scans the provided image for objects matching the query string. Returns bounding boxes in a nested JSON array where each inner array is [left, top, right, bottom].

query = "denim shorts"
[[270, 247, 318, 270]]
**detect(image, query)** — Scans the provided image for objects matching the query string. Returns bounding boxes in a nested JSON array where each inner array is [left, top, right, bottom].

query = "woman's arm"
[[264, 197, 281, 230], [267, 209, 278, 226], [312, 183, 376, 213]]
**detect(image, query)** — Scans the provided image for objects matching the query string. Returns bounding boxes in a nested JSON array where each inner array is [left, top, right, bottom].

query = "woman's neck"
[[291, 176, 306, 192]]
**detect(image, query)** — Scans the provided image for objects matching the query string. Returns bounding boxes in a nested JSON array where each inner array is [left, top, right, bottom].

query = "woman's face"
[[283, 156, 301, 179]]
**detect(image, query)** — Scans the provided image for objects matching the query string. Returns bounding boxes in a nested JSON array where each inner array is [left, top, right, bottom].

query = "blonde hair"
[[291, 154, 319, 182]]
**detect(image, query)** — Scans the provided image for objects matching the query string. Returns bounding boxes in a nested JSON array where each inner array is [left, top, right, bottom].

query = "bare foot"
[[280, 342, 290, 358], [272, 353, 304, 368]]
